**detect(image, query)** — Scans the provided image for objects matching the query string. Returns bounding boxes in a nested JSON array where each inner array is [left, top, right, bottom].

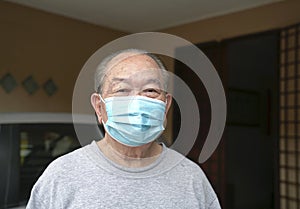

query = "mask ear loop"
[[98, 94, 106, 126], [99, 94, 106, 104], [91, 94, 106, 137]]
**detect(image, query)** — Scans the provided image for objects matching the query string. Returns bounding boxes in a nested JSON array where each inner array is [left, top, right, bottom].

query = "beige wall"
[[161, 0, 300, 44], [1, 0, 300, 114], [0, 2, 126, 113]]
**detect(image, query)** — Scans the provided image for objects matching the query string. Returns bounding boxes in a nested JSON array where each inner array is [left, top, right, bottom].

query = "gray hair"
[[94, 49, 169, 93]]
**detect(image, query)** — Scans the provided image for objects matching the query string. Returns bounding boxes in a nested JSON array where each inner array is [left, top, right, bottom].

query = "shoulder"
[[33, 144, 92, 190], [162, 147, 212, 189], [26, 146, 90, 208], [167, 148, 212, 184], [44, 146, 86, 175], [164, 147, 205, 176], [164, 147, 220, 207]]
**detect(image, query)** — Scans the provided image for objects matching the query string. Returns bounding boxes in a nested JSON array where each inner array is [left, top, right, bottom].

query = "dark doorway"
[[225, 31, 279, 209], [173, 30, 279, 209]]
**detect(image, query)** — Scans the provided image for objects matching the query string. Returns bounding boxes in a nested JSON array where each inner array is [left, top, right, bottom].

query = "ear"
[[91, 93, 102, 124], [163, 93, 173, 128], [165, 93, 173, 115]]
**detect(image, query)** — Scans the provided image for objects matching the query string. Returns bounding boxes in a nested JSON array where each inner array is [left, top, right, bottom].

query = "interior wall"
[[161, 0, 300, 44], [1, 0, 299, 114], [158, 0, 300, 75], [0, 2, 127, 113], [157, 0, 300, 146], [1, 0, 299, 147]]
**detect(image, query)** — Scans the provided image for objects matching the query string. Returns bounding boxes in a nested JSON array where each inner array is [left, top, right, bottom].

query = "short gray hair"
[[94, 49, 169, 93]]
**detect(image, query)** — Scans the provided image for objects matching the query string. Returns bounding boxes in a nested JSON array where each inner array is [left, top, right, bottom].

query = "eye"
[[114, 88, 131, 96], [142, 88, 161, 97], [116, 88, 129, 93], [145, 88, 159, 93]]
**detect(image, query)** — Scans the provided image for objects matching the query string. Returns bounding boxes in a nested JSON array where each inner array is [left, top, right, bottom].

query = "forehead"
[[104, 53, 162, 83]]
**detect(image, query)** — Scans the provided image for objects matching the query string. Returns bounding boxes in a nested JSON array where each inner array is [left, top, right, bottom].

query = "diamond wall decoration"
[[1, 73, 17, 93], [43, 79, 57, 96], [22, 76, 39, 95], [1, 73, 59, 96]]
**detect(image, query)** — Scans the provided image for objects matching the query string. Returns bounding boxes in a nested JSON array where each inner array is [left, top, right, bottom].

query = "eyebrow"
[[111, 77, 130, 83], [111, 77, 162, 87], [145, 78, 162, 87]]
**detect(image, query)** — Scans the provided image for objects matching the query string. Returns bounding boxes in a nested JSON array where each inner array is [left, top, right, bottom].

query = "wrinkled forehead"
[[107, 52, 160, 72], [103, 52, 163, 87]]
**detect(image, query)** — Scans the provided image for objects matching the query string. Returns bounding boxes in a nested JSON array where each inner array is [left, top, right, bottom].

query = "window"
[[279, 24, 300, 208]]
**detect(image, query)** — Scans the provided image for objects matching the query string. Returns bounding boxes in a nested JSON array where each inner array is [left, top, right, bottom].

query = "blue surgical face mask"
[[100, 95, 166, 147]]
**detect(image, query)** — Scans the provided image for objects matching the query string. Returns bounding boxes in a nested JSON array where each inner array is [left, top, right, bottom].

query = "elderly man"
[[26, 49, 221, 209]]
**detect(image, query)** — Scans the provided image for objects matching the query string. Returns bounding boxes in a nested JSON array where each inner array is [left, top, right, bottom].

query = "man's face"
[[102, 53, 166, 100], [96, 53, 171, 124]]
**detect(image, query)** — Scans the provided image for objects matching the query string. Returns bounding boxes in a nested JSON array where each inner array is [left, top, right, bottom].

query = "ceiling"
[[6, 0, 282, 33]]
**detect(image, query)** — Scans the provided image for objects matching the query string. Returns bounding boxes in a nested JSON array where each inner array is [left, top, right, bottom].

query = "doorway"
[[173, 30, 279, 209]]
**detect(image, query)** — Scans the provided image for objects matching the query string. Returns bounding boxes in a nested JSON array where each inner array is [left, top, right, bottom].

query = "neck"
[[97, 135, 162, 168]]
